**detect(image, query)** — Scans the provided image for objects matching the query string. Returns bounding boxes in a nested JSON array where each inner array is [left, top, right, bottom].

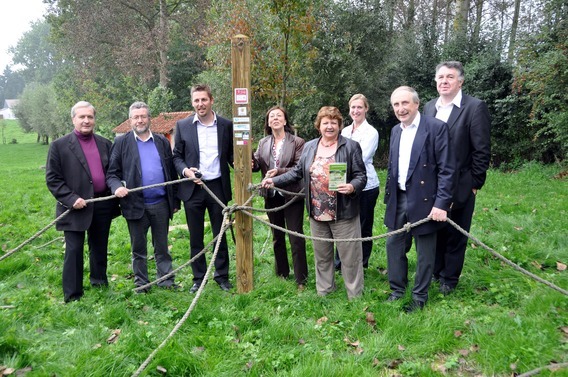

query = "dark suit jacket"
[[384, 114, 455, 236], [252, 132, 305, 197], [423, 94, 491, 208], [46, 132, 119, 231], [106, 131, 179, 220], [172, 114, 234, 202]]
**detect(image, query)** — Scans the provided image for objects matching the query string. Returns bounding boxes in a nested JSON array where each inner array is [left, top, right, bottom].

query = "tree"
[[9, 20, 59, 84]]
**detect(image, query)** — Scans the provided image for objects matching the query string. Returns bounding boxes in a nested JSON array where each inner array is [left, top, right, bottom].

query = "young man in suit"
[[423, 61, 491, 295], [46, 101, 120, 303], [384, 86, 455, 312], [106, 101, 179, 292], [173, 84, 234, 293]]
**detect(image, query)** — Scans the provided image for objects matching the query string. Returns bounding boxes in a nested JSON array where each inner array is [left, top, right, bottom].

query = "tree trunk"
[[473, 0, 483, 44], [508, 0, 521, 61], [158, 0, 170, 87], [454, 0, 470, 37]]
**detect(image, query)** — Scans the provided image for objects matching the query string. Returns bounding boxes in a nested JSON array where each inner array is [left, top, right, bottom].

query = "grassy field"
[[0, 122, 567, 376]]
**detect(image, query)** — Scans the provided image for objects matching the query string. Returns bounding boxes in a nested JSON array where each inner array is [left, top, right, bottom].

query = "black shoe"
[[386, 293, 402, 302], [403, 300, 425, 313], [440, 284, 455, 296], [189, 282, 202, 293], [160, 283, 181, 291], [218, 280, 233, 292], [135, 286, 150, 294]]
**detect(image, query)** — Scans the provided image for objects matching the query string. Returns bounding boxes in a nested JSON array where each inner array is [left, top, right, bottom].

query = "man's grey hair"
[[71, 101, 96, 118], [129, 101, 150, 118]]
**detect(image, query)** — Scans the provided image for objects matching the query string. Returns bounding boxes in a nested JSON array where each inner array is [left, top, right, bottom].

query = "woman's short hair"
[[314, 106, 343, 131], [264, 106, 294, 135]]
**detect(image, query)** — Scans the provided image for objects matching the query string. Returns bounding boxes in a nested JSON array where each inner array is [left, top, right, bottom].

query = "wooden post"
[[231, 34, 253, 293]]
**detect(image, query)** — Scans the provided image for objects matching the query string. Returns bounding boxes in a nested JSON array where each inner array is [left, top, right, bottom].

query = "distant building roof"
[[112, 111, 193, 134], [3, 99, 19, 109]]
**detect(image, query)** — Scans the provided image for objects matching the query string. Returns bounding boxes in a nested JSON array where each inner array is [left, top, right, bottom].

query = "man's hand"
[[72, 198, 87, 210], [114, 187, 129, 198], [428, 207, 447, 222]]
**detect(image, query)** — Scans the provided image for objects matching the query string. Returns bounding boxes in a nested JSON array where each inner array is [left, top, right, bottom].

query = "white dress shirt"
[[341, 119, 380, 190], [434, 90, 462, 123], [397, 112, 421, 191]]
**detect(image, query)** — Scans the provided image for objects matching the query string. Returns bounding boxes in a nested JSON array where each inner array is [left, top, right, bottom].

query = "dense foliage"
[[1, 0, 566, 167]]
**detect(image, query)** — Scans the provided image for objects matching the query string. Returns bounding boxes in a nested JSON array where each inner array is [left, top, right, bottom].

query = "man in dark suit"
[[173, 84, 234, 293], [423, 61, 491, 295], [107, 101, 179, 292], [46, 101, 120, 303], [384, 86, 455, 312]]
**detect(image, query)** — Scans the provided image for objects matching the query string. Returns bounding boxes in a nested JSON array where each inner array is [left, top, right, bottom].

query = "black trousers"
[[434, 191, 476, 288], [265, 193, 308, 285], [386, 191, 437, 303], [62, 200, 115, 302], [183, 179, 229, 285]]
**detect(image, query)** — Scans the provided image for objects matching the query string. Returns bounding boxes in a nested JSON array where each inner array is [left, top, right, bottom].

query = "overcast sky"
[[1, 0, 48, 71]]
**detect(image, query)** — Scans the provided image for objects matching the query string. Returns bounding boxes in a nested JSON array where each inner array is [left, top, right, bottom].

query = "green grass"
[[0, 125, 567, 376]]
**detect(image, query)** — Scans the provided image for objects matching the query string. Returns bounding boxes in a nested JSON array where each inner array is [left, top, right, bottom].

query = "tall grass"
[[0, 123, 567, 376]]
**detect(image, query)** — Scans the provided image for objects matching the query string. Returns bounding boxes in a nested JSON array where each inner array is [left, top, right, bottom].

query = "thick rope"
[[0, 178, 194, 262], [445, 218, 568, 296], [517, 362, 568, 377], [131, 213, 232, 377]]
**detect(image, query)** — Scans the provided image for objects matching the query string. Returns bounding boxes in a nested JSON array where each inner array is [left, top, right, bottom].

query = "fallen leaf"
[[245, 361, 253, 370], [354, 347, 364, 354], [459, 349, 469, 356], [15, 366, 32, 374], [514, 226, 523, 231], [470, 344, 480, 352], [510, 363, 517, 370], [365, 312, 376, 326], [398, 344, 405, 351], [372, 358, 380, 367], [387, 359, 403, 368], [531, 261, 543, 270], [454, 330, 462, 337], [316, 316, 328, 325], [298, 338, 305, 345], [16, 283, 24, 289], [107, 329, 121, 344], [110, 275, 118, 282], [557, 261, 567, 271], [93, 343, 102, 349], [156, 366, 167, 374], [2, 368, 15, 375], [470, 243, 477, 249], [1, 244, 6, 251]]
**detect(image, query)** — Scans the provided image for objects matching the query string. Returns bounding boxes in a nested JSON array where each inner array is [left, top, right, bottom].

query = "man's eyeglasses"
[[131, 115, 148, 120]]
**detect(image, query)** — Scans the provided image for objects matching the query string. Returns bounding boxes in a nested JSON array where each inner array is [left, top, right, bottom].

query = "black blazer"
[[106, 131, 179, 220], [46, 132, 119, 231], [172, 114, 234, 202], [423, 94, 491, 208], [384, 114, 455, 236]]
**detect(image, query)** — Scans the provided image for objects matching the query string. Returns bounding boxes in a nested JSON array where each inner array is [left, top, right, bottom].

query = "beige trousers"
[[309, 216, 364, 299]]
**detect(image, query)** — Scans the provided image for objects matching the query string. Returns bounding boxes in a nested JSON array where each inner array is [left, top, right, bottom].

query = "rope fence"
[[0, 177, 566, 376]]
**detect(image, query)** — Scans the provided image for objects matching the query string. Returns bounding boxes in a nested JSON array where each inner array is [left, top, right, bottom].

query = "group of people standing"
[[45, 61, 490, 312], [260, 61, 490, 312]]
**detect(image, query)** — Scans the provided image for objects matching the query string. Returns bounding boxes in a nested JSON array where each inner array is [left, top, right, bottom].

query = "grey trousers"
[[386, 191, 436, 303], [310, 216, 364, 299], [127, 200, 175, 287]]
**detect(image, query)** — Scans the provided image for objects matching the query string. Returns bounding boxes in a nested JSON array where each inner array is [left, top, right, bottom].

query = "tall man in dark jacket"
[[384, 87, 455, 312], [173, 84, 234, 293], [423, 61, 491, 294], [46, 101, 120, 303], [107, 102, 179, 291]]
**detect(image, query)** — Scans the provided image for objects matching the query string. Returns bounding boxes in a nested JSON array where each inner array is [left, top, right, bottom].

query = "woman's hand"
[[337, 183, 355, 195], [261, 178, 274, 188], [265, 168, 278, 178]]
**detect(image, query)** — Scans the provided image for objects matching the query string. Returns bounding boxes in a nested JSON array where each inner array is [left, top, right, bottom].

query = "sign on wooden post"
[[231, 34, 253, 293]]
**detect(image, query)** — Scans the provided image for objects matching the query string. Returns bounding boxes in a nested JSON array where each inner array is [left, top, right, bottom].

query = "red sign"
[[234, 88, 249, 104]]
